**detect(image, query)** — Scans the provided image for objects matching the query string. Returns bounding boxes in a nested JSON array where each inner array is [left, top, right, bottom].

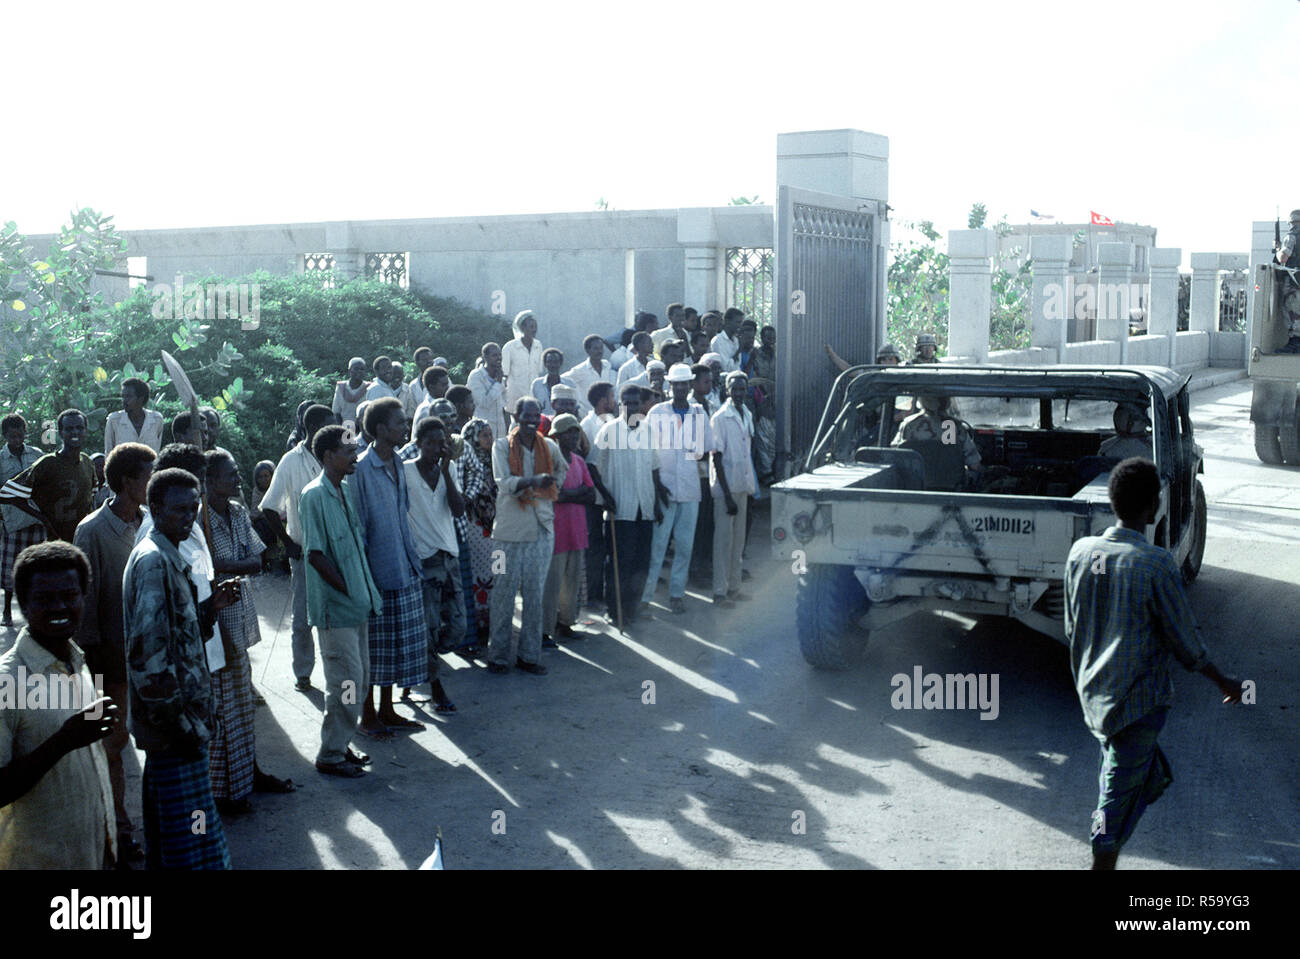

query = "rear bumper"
[[850, 568, 1067, 643]]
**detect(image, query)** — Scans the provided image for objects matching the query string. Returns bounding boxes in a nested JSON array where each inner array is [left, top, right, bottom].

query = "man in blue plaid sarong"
[[350, 398, 427, 736], [1065, 457, 1243, 870]]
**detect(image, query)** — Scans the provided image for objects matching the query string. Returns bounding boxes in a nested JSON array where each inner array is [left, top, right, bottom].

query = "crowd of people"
[[0, 301, 780, 870]]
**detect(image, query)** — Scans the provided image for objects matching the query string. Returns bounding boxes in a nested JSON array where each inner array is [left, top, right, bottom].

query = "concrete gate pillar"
[[677, 209, 720, 316], [1096, 242, 1134, 358], [1029, 234, 1073, 357], [1188, 252, 1221, 334], [325, 221, 364, 281], [1147, 247, 1182, 366], [776, 129, 890, 344], [948, 229, 996, 362]]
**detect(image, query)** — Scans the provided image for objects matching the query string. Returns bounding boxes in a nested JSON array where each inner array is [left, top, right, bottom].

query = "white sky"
[[4, 0, 1298, 267]]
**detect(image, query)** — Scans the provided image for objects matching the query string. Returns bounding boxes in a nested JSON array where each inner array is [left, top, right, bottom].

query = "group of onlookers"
[[0, 301, 776, 869]]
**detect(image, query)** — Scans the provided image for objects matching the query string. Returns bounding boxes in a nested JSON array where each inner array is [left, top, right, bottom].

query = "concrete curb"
[[1188, 368, 1246, 392]]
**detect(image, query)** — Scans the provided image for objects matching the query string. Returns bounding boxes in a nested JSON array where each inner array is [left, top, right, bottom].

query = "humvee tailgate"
[[829, 491, 1090, 577]]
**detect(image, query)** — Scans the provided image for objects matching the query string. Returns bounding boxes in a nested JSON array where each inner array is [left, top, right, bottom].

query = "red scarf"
[[507, 427, 557, 509]]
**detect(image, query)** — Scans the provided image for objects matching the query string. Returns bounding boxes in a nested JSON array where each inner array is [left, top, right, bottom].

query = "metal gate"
[[775, 186, 883, 476]]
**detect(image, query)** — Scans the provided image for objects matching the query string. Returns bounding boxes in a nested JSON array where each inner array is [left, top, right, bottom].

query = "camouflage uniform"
[[123, 527, 213, 752], [1280, 214, 1300, 350], [891, 411, 982, 468], [123, 525, 230, 869]]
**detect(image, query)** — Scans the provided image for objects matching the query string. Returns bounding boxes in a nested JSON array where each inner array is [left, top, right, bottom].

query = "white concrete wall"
[[1125, 334, 1169, 366], [987, 346, 1058, 365], [1063, 340, 1122, 364], [1211, 331, 1247, 364], [21, 206, 775, 367], [1173, 331, 1210, 368]]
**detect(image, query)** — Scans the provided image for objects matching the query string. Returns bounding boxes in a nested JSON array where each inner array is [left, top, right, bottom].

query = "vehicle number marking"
[[970, 515, 1034, 535]]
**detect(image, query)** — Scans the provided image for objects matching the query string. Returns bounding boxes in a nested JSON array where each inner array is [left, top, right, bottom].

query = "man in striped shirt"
[[1064, 457, 1243, 870]]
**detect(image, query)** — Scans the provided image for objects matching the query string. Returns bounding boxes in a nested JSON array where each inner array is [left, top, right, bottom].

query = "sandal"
[[380, 715, 425, 731], [435, 700, 457, 714], [216, 797, 254, 816], [253, 770, 297, 794], [345, 748, 372, 766], [359, 724, 394, 742], [316, 760, 365, 778]]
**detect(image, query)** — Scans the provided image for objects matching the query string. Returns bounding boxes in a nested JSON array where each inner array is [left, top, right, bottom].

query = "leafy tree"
[[887, 204, 1032, 356], [2, 213, 512, 491], [887, 219, 949, 356], [0, 209, 129, 432]]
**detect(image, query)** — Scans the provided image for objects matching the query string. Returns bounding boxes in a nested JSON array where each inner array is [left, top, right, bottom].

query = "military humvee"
[[770, 366, 1207, 669], [1249, 260, 1300, 464]]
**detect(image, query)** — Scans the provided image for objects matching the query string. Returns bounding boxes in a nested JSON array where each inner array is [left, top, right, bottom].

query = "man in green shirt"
[[299, 425, 383, 778], [0, 409, 96, 544]]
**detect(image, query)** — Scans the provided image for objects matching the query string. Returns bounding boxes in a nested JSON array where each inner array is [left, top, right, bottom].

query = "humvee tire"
[[1181, 481, 1207, 584], [1280, 421, 1300, 466], [796, 564, 871, 670], [1254, 423, 1283, 465]]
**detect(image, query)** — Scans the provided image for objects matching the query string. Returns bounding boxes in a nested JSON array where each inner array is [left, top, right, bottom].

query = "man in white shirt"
[[651, 302, 692, 355], [502, 310, 545, 412], [710, 371, 757, 605], [580, 382, 617, 450], [403, 416, 464, 713], [581, 382, 618, 609], [261, 404, 334, 690], [701, 353, 725, 408], [104, 378, 165, 453], [710, 308, 745, 373], [366, 356, 397, 401], [617, 332, 656, 388], [589, 384, 659, 628], [467, 343, 508, 439], [411, 366, 451, 428], [565, 335, 616, 415], [640, 364, 713, 615], [408, 347, 435, 409]]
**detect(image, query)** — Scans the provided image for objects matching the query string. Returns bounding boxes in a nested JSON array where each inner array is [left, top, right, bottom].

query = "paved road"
[[12, 378, 1292, 869]]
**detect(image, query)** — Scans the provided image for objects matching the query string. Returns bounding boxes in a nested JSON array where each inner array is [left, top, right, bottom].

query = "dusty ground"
[[5, 374, 1294, 869]]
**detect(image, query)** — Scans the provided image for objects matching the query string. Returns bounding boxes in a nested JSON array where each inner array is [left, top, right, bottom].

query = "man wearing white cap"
[[530, 348, 578, 416], [502, 310, 545, 411], [624, 359, 665, 392], [641, 364, 714, 614]]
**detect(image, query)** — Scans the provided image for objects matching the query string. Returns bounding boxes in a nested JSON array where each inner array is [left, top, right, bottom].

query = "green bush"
[[3, 217, 510, 497]]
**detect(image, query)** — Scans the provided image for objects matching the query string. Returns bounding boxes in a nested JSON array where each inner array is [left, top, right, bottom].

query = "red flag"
[[1090, 211, 1114, 226]]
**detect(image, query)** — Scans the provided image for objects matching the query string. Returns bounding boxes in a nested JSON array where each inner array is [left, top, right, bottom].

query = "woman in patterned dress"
[[455, 418, 497, 642], [204, 450, 294, 815]]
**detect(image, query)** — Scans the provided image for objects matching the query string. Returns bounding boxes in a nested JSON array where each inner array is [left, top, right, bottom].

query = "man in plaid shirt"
[[1064, 457, 1243, 870]]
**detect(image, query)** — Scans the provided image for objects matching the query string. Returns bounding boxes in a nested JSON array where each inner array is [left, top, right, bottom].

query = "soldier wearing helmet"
[[891, 394, 982, 476], [912, 333, 939, 364], [1276, 210, 1300, 352], [876, 343, 901, 366], [1276, 209, 1300, 266], [1099, 403, 1153, 460]]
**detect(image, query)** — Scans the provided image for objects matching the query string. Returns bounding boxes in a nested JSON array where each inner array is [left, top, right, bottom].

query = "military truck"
[[770, 365, 1207, 669], [1249, 260, 1300, 464]]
